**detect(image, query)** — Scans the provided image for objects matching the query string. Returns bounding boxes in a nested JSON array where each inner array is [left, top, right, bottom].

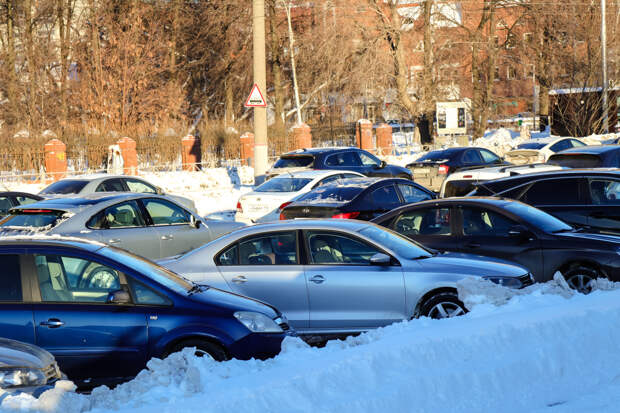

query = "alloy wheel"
[[428, 301, 466, 319]]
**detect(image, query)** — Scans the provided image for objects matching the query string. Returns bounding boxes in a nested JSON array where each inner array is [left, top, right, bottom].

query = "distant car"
[[279, 177, 435, 221], [547, 145, 620, 168], [39, 175, 196, 212], [0, 237, 291, 388], [1, 193, 245, 260], [266, 147, 413, 180], [406, 147, 508, 191], [236, 170, 364, 223], [160, 219, 532, 338], [372, 197, 620, 292], [504, 137, 586, 164], [0, 338, 63, 397], [0, 192, 43, 217]]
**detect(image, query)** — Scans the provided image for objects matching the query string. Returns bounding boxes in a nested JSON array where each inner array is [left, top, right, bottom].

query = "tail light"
[[438, 165, 449, 175], [21, 209, 53, 213], [279, 212, 287, 220], [278, 201, 292, 211], [236, 201, 242, 212], [332, 211, 360, 219]]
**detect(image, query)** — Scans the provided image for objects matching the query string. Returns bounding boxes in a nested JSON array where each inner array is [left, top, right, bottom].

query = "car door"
[[456, 206, 544, 278], [479, 149, 503, 166], [387, 206, 461, 252], [395, 183, 434, 205], [324, 151, 363, 174], [30, 252, 148, 382], [0, 252, 36, 344], [303, 230, 406, 331], [366, 184, 403, 219], [214, 231, 309, 329], [86, 200, 161, 259], [358, 151, 390, 177], [123, 178, 158, 194], [585, 178, 620, 234], [95, 178, 126, 192], [461, 149, 484, 168]]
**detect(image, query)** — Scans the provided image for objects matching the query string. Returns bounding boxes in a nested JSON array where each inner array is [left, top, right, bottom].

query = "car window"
[[15, 196, 39, 206], [35, 254, 124, 303], [0, 197, 13, 215], [143, 199, 190, 225], [88, 200, 145, 229], [462, 150, 483, 164], [325, 152, 362, 167], [570, 139, 586, 148], [479, 149, 501, 163], [126, 278, 171, 305], [393, 208, 451, 236], [315, 175, 342, 188], [255, 177, 313, 192], [547, 154, 602, 168], [0, 255, 22, 302], [95, 178, 125, 192], [589, 179, 620, 205], [342, 173, 362, 179], [238, 232, 297, 265], [549, 140, 571, 153], [125, 179, 157, 194], [306, 231, 381, 265], [217, 244, 238, 266], [358, 152, 381, 167], [40, 180, 88, 195], [397, 184, 432, 203], [521, 179, 580, 205], [372, 185, 401, 207], [461, 207, 516, 236], [1, 210, 65, 230], [273, 156, 314, 168]]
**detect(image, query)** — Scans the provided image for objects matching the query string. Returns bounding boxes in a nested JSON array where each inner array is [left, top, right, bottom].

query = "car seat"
[[310, 236, 342, 263], [36, 261, 71, 302], [114, 209, 136, 227]]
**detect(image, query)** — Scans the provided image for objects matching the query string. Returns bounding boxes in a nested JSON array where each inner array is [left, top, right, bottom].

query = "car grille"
[[43, 362, 61, 383], [519, 273, 535, 288]]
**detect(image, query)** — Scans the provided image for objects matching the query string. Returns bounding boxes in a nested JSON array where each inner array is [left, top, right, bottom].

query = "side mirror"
[[370, 252, 391, 266], [156, 187, 164, 195], [190, 214, 202, 229], [107, 289, 131, 304], [380, 160, 387, 168]]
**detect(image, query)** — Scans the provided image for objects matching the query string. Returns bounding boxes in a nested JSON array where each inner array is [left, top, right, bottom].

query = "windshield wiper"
[[187, 283, 210, 295], [552, 228, 575, 234]]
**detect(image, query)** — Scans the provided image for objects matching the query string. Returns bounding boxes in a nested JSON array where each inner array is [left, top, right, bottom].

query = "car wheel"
[[419, 292, 467, 319], [169, 339, 228, 361], [563, 264, 601, 294]]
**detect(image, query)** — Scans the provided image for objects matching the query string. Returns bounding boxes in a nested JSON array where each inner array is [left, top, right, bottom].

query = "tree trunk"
[[225, 76, 234, 127], [268, 0, 285, 145], [6, 0, 17, 126], [422, 0, 434, 141], [57, 0, 73, 136], [170, 0, 180, 77], [283, 1, 303, 124], [389, 3, 416, 116], [25, 0, 38, 132]]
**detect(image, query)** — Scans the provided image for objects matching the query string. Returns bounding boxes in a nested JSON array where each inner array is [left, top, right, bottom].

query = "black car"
[[280, 178, 435, 221], [266, 147, 413, 180], [468, 169, 620, 234], [547, 145, 620, 168], [407, 147, 507, 176], [371, 197, 620, 291], [0, 192, 43, 216]]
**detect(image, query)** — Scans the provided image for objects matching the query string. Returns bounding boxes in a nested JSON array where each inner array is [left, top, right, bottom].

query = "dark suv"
[[267, 148, 413, 180], [547, 145, 620, 168], [468, 169, 620, 234]]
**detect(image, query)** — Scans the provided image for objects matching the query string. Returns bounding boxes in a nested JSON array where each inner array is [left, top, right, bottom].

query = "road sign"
[[244, 84, 267, 107]]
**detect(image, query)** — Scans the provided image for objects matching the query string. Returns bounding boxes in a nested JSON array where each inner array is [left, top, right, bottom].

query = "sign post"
[[251, 0, 268, 184]]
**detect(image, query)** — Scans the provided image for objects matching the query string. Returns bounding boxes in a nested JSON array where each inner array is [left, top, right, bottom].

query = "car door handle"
[[40, 319, 64, 328], [161, 235, 174, 240], [465, 242, 481, 248], [232, 275, 247, 284], [108, 238, 121, 244], [309, 275, 325, 284]]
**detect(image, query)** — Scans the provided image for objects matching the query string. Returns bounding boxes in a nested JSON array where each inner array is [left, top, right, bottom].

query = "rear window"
[[40, 180, 88, 195], [415, 149, 460, 162], [255, 177, 313, 192], [516, 143, 546, 150], [297, 186, 364, 204], [547, 154, 602, 168], [0, 210, 65, 230], [273, 156, 314, 168]]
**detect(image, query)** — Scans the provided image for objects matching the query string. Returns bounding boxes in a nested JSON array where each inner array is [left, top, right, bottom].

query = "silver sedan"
[[160, 219, 532, 336]]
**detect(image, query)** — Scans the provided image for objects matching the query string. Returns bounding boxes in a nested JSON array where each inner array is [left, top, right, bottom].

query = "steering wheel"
[[78, 266, 120, 290]]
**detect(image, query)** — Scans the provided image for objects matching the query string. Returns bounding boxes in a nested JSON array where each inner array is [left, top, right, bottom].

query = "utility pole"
[[601, 0, 609, 133], [253, 0, 269, 183]]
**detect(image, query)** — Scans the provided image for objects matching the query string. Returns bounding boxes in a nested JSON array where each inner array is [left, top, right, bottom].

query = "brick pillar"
[[292, 123, 312, 150], [117, 137, 138, 175], [356, 119, 374, 151], [181, 135, 201, 171], [44, 139, 67, 182], [240, 132, 255, 166], [376, 123, 393, 153]]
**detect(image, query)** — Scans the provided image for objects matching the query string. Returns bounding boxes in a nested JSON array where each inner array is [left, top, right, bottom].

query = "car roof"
[[518, 137, 574, 145], [0, 235, 105, 251], [269, 169, 363, 179], [281, 147, 358, 156], [554, 145, 620, 155], [226, 218, 372, 235], [11, 192, 150, 212], [0, 191, 43, 198], [477, 168, 620, 187]]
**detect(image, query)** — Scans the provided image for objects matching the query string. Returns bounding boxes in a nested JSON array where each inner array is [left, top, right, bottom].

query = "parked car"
[[279, 177, 435, 221], [39, 175, 196, 212], [236, 170, 364, 223], [0, 193, 245, 260], [504, 137, 586, 164], [467, 169, 620, 234], [406, 147, 508, 191], [0, 192, 43, 217], [266, 147, 413, 180], [159, 219, 532, 338], [0, 338, 64, 397], [372, 197, 620, 291], [0, 237, 291, 388], [547, 145, 620, 168]]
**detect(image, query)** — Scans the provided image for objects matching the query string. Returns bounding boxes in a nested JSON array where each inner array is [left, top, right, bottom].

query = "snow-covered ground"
[[4, 277, 620, 412]]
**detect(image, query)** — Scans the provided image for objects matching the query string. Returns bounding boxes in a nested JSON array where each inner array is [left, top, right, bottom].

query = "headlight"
[[482, 276, 523, 289], [0, 368, 47, 388], [234, 311, 283, 333]]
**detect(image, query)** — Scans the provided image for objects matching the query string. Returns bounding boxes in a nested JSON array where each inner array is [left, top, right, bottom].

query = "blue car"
[[0, 237, 291, 388]]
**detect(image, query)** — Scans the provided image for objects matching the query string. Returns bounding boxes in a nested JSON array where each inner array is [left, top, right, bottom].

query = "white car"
[[504, 137, 586, 164], [236, 170, 364, 223]]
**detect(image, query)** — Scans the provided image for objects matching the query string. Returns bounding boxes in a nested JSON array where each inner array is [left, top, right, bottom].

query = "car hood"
[[0, 338, 55, 369], [189, 286, 279, 319], [413, 252, 529, 277]]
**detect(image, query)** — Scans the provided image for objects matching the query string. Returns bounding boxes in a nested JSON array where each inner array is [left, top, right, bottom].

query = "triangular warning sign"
[[244, 83, 267, 107]]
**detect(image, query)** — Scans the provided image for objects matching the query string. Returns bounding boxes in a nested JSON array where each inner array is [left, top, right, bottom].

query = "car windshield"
[[273, 156, 314, 168], [547, 154, 602, 168], [0, 210, 65, 230], [297, 186, 364, 204], [98, 247, 193, 294], [503, 202, 572, 233], [255, 177, 313, 193], [415, 149, 459, 162], [516, 142, 546, 150], [40, 180, 88, 195], [358, 225, 433, 260]]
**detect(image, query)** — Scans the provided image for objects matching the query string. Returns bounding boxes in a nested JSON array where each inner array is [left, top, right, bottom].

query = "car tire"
[[169, 339, 228, 361], [419, 291, 467, 319], [563, 264, 601, 294]]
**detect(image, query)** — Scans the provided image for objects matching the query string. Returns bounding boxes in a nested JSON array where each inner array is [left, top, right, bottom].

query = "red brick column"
[[292, 123, 312, 150], [240, 132, 255, 166], [181, 134, 201, 171], [117, 137, 137, 175], [44, 139, 67, 182], [356, 119, 374, 151], [376, 123, 393, 154]]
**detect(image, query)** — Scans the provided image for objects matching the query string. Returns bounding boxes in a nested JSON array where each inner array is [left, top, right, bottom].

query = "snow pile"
[[579, 132, 620, 145], [474, 128, 525, 156]]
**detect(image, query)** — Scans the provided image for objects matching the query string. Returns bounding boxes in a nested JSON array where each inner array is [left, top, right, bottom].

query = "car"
[[466, 169, 620, 234], [547, 145, 620, 168], [504, 137, 586, 164], [266, 147, 413, 180], [39, 175, 197, 212], [0, 192, 43, 217], [0, 237, 291, 388], [159, 219, 532, 339], [235, 170, 365, 223], [0, 338, 64, 397], [279, 177, 435, 221], [406, 147, 508, 192], [0, 193, 245, 260], [371, 197, 620, 291]]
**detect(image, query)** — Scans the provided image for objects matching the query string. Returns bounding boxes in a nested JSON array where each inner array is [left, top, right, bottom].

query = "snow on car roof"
[[269, 170, 364, 179]]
